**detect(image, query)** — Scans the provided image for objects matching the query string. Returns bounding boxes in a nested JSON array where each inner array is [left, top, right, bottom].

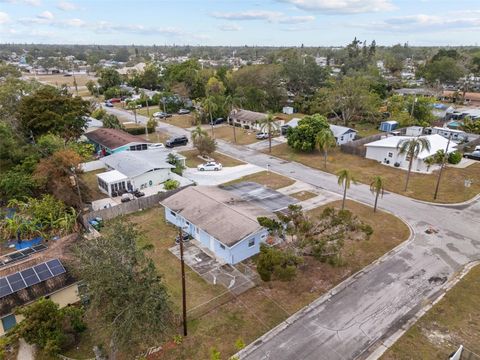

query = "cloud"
[[1, 0, 41, 5], [91, 21, 185, 36], [37, 10, 54, 20], [60, 18, 84, 27], [0, 11, 10, 24], [357, 12, 480, 32], [57, 1, 77, 11], [278, 15, 315, 24], [211, 10, 282, 21], [219, 23, 242, 31], [211, 10, 315, 24], [278, 0, 395, 14]]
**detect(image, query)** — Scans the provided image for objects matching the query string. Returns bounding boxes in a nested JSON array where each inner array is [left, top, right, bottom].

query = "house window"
[[220, 244, 225, 250], [170, 211, 176, 217], [340, 136, 344, 141], [388, 152, 393, 158], [185, 221, 190, 226], [248, 239, 255, 247]]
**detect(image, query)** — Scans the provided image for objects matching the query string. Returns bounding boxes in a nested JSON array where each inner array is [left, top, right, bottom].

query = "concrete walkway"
[[17, 339, 35, 360]]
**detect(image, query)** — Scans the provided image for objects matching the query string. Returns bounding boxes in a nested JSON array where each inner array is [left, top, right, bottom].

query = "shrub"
[[91, 108, 106, 120], [448, 151, 462, 164], [124, 127, 155, 135], [164, 179, 180, 190], [256, 244, 303, 282]]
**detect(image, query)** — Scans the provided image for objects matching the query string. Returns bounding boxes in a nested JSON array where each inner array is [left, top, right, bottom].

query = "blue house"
[[84, 128, 151, 155], [161, 186, 271, 265]]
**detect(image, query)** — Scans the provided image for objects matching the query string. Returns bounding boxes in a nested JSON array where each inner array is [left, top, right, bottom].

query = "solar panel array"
[[0, 244, 48, 269], [0, 259, 66, 299]]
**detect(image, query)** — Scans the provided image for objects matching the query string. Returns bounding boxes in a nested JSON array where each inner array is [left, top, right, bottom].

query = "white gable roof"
[[329, 124, 357, 137], [365, 134, 457, 159]]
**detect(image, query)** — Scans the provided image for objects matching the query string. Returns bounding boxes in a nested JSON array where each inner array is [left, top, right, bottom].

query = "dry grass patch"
[[79, 169, 106, 201], [137, 131, 170, 144], [268, 143, 480, 203], [179, 150, 244, 168], [382, 264, 480, 360], [213, 125, 261, 145], [25, 73, 97, 87], [289, 190, 317, 201], [222, 170, 295, 190]]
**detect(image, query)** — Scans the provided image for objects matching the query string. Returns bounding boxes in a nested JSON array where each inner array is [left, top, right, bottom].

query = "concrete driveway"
[[183, 164, 262, 186]]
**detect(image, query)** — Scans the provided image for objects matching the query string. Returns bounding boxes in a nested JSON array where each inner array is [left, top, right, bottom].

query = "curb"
[[236, 223, 415, 359], [363, 260, 480, 360]]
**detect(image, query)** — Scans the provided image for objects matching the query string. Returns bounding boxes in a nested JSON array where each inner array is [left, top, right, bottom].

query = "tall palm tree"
[[191, 125, 207, 142], [369, 176, 385, 213], [258, 112, 280, 153], [337, 169, 356, 210], [316, 128, 337, 168], [397, 137, 431, 192], [225, 94, 243, 144], [202, 96, 218, 138]]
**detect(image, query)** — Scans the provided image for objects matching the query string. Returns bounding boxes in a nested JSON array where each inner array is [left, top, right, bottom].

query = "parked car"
[[148, 143, 165, 149], [463, 150, 480, 161], [178, 109, 190, 115], [256, 132, 269, 140], [104, 101, 113, 108], [175, 232, 191, 244], [153, 111, 172, 118], [121, 193, 135, 203], [209, 117, 225, 125], [197, 161, 223, 171], [165, 135, 189, 148], [108, 98, 122, 103]]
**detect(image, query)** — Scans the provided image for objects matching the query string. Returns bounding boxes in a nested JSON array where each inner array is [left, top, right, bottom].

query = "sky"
[[0, 0, 480, 46]]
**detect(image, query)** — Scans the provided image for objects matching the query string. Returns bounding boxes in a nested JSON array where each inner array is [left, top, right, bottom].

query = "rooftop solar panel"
[[7, 273, 26, 292], [46, 259, 66, 276], [21, 268, 40, 287], [34, 263, 53, 282], [0, 278, 12, 298]]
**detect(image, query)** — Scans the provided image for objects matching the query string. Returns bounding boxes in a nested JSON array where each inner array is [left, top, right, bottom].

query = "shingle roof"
[[85, 128, 150, 150], [230, 109, 267, 124], [161, 186, 270, 247], [329, 124, 357, 137], [101, 149, 175, 178]]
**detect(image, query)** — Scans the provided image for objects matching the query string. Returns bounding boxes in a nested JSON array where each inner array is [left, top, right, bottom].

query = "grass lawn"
[[354, 122, 381, 137], [179, 149, 244, 168], [70, 200, 409, 359], [222, 170, 295, 190], [212, 125, 262, 145], [136, 108, 197, 129], [79, 169, 106, 201], [382, 264, 480, 360], [273, 113, 306, 121], [289, 190, 317, 201], [25, 73, 97, 87], [267, 144, 480, 203], [137, 131, 170, 144]]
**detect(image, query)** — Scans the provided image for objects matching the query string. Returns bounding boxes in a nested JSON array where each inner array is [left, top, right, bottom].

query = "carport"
[[220, 181, 298, 212]]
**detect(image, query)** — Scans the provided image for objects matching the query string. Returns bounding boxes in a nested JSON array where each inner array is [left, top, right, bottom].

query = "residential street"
[[105, 107, 480, 360]]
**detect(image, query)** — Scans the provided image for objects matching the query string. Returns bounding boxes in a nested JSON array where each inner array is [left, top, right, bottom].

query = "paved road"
[[103, 106, 480, 360], [215, 141, 480, 360]]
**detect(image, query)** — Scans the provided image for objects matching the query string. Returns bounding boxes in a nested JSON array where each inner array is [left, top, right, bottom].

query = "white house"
[[427, 127, 468, 142], [364, 134, 457, 173], [96, 149, 185, 196], [282, 106, 294, 115], [229, 109, 284, 131], [161, 186, 271, 265], [330, 125, 357, 145]]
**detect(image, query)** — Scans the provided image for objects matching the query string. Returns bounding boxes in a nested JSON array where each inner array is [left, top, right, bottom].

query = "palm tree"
[[316, 128, 336, 168], [337, 169, 356, 210], [191, 125, 207, 142], [369, 176, 385, 213], [258, 112, 280, 153], [397, 137, 431, 192], [225, 94, 243, 144], [202, 96, 218, 138]]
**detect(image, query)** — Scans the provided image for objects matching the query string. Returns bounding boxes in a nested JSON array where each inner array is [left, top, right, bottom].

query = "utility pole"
[[433, 133, 452, 200], [410, 96, 417, 119], [178, 226, 187, 337], [146, 98, 150, 116]]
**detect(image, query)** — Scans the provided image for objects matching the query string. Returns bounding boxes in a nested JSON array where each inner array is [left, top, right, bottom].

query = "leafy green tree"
[[205, 77, 226, 97], [97, 68, 122, 92], [167, 153, 186, 175], [369, 176, 385, 213], [191, 125, 208, 142], [164, 179, 180, 190], [102, 114, 124, 129], [256, 244, 303, 282], [397, 137, 431, 191], [258, 112, 280, 153], [281, 51, 328, 96], [85, 80, 98, 96], [337, 169, 356, 210], [202, 96, 218, 137], [12, 298, 86, 357], [17, 86, 90, 141], [225, 94, 244, 144], [315, 128, 336, 168], [287, 114, 330, 152], [74, 221, 173, 353], [0, 167, 37, 201], [37, 134, 64, 155], [194, 135, 216, 157], [420, 57, 465, 84], [461, 118, 480, 134]]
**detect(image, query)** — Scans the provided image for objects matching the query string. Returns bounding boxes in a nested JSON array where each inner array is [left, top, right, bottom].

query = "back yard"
[[267, 144, 480, 203], [382, 264, 480, 360], [68, 200, 409, 359]]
